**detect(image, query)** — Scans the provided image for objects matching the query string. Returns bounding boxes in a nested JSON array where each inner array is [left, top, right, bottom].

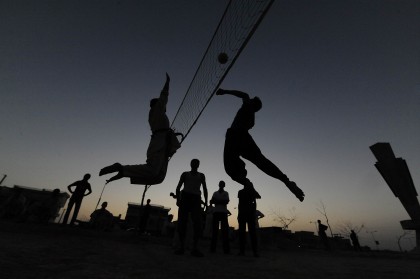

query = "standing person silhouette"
[[62, 174, 92, 226], [174, 159, 208, 257], [317, 220, 330, 250], [255, 209, 265, 229], [350, 230, 361, 251], [99, 73, 180, 185], [210, 180, 230, 254], [216, 89, 304, 202], [89, 201, 114, 230], [237, 182, 261, 257], [138, 199, 151, 234]]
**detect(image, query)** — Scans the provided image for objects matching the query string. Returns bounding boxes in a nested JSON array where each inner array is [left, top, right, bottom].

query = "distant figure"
[[237, 182, 261, 257], [216, 89, 304, 202], [210, 181, 230, 254], [255, 209, 265, 245], [99, 73, 180, 185], [174, 159, 208, 257], [350, 230, 361, 251], [317, 220, 330, 250], [90, 201, 114, 230], [0, 187, 27, 220], [255, 209, 265, 229], [62, 174, 92, 226], [138, 199, 152, 234]]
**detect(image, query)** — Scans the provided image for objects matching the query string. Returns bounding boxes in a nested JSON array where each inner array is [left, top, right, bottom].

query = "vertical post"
[[137, 185, 150, 234], [140, 185, 150, 207], [58, 208, 66, 224], [95, 182, 107, 211], [0, 174, 7, 185]]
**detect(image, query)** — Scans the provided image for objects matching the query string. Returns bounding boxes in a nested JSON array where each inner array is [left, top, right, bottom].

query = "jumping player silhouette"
[[99, 73, 180, 185], [216, 88, 304, 202]]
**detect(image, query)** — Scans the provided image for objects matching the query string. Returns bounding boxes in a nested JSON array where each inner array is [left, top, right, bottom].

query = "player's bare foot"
[[99, 163, 121, 176], [286, 181, 304, 202]]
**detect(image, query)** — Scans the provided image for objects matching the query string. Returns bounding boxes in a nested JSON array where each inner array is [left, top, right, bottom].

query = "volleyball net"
[[171, 0, 274, 141]]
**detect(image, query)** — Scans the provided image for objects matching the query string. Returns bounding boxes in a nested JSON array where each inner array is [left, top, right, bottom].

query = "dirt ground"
[[0, 221, 419, 279]]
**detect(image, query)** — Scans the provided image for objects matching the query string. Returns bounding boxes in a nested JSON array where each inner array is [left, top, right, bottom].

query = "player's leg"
[[241, 135, 288, 182], [99, 163, 122, 176], [210, 213, 220, 252], [242, 136, 304, 201], [70, 200, 82, 225], [247, 215, 258, 257], [190, 197, 204, 257], [223, 129, 248, 185], [100, 133, 167, 184], [175, 205, 188, 254], [220, 213, 230, 254], [238, 217, 246, 255], [62, 198, 75, 225]]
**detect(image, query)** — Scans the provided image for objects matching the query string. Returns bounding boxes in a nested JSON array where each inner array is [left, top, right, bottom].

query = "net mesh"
[[171, 0, 274, 141]]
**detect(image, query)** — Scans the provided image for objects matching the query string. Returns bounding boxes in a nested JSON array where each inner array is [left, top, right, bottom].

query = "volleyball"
[[218, 52, 229, 64]]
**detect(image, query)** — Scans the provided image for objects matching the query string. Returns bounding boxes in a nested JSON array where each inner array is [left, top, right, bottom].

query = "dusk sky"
[[1, 0, 419, 251]]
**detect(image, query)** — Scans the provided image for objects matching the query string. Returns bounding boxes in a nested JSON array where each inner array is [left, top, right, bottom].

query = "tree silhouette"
[[270, 207, 297, 229], [337, 221, 364, 237], [316, 200, 334, 237]]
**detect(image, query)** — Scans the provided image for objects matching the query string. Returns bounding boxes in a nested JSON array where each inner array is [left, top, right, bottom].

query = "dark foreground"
[[0, 221, 419, 279]]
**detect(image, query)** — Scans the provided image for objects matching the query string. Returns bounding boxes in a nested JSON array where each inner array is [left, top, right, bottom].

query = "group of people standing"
[[173, 158, 265, 257], [60, 174, 114, 231]]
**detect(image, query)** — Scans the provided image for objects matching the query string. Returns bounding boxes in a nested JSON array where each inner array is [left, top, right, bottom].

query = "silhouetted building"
[[0, 185, 69, 222], [124, 202, 170, 234], [257, 227, 298, 249], [256, 227, 353, 251], [332, 234, 352, 250]]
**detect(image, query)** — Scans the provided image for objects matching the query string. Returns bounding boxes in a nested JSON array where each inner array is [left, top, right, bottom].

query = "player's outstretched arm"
[[84, 185, 92, 196], [175, 173, 185, 206], [159, 73, 170, 106], [285, 181, 305, 202], [161, 73, 170, 94], [216, 89, 249, 100], [202, 175, 208, 207], [67, 182, 77, 193]]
